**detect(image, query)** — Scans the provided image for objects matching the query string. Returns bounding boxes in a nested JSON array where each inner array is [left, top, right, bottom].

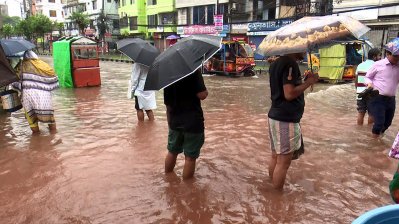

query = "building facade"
[[147, 0, 177, 51], [118, 0, 147, 37], [333, 0, 399, 49], [35, 0, 65, 22], [64, 0, 119, 39]]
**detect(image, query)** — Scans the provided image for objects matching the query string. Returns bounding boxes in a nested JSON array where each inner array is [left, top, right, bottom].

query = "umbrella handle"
[[308, 52, 314, 92]]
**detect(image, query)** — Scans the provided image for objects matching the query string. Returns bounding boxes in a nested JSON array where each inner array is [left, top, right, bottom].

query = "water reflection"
[[1, 59, 398, 223]]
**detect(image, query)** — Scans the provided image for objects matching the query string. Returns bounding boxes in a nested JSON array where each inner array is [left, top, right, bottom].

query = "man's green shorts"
[[167, 128, 205, 159]]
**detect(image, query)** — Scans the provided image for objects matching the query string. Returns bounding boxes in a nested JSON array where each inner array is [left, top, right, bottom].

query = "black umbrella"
[[0, 45, 18, 88], [144, 35, 222, 91], [0, 39, 36, 56], [116, 38, 160, 66]]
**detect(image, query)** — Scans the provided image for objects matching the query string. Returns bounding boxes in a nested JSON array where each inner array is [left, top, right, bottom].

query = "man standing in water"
[[268, 53, 318, 190], [164, 69, 208, 179], [355, 48, 382, 125], [365, 49, 399, 138]]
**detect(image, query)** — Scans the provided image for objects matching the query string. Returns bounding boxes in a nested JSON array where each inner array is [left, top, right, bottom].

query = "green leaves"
[[69, 12, 90, 35]]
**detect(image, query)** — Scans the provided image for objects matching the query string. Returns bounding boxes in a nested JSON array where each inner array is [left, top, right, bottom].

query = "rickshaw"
[[203, 41, 256, 77], [53, 36, 101, 88], [310, 39, 373, 83]]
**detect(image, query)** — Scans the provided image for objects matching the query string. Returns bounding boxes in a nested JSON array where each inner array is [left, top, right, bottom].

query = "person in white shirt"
[[130, 63, 157, 121]]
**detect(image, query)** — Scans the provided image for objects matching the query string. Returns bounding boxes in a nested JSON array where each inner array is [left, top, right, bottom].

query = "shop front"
[[247, 19, 294, 60], [152, 26, 178, 52]]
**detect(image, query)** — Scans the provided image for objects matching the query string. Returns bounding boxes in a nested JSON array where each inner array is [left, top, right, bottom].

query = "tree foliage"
[[2, 16, 21, 27], [2, 24, 14, 38], [69, 11, 89, 35]]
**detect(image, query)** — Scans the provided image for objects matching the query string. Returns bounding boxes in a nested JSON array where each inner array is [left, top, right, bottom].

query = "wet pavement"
[[0, 57, 398, 223]]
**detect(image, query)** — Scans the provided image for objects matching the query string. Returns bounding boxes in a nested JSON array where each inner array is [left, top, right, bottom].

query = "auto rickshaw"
[[309, 39, 373, 83], [203, 41, 256, 77], [53, 36, 101, 88]]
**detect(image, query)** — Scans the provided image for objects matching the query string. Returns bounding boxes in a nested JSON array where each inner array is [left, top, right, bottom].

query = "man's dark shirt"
[[268, 56, 305, 123], [164, 70, 206, 133]]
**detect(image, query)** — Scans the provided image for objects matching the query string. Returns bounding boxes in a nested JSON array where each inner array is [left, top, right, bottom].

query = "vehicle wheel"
[[244, 70, 256, 77]]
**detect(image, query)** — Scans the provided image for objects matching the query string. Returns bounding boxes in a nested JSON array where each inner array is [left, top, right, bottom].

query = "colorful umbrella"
[[384, 37, 399, 55], [256, 15, 370, 56], [166, 35, 180, 40]]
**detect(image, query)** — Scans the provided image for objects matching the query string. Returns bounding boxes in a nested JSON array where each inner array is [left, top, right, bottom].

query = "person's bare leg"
[[357, 112, 365, 125], [183, 156, 196, 180], [367, 114, 374, 125], [48, 123, 57, 132], [272, 152, 293, 190], [165, 152, 178, 173], [268, 152, 277, 180], [137, 109, 145, 121], [31, 126, 40, 134], [145, 110, 154, 121], [372, 133, 380, 138]]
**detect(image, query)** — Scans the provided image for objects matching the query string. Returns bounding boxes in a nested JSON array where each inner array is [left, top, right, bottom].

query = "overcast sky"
[[2, 0, 23, 17]]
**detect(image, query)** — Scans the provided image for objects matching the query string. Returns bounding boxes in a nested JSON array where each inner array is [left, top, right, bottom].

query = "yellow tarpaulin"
[[319, 44, 346, 80]]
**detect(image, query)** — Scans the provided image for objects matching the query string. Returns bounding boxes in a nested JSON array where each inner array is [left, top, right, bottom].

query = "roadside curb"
[[37, 53, 134, 63]]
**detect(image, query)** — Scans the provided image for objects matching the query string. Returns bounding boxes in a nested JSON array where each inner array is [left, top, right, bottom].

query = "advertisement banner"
[[214, 14, 223, 31]]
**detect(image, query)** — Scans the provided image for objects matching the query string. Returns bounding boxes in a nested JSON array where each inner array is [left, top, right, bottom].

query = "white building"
[[35, 0, 66, 22], [63, 0, 119, 37], [1, 0, 23, 17]]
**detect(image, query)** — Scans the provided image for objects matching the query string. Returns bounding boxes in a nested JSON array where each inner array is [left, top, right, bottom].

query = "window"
[[147, 0, 156, 6], [49, 10, 57, 17], [129, 16, 137, 30], [206, 5, 214, 25], [107, 0, 111, 2], [160, 13, 175, 25], [120, 17, 128, 28], [147, 15, 157, 27], [113, 19, 119, 29], [122, 0, 126, 6], [92, 0, 97, 10], [130, 0, 134, 4], [48, 0, 55, 3], [193, 6, 205, 25]]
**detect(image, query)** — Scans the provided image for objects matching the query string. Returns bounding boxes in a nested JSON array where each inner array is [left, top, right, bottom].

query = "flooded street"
[[1, 57, 398, 223]]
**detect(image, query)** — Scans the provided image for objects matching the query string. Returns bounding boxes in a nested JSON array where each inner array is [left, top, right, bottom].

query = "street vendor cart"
[[53, 37, 100, 88]]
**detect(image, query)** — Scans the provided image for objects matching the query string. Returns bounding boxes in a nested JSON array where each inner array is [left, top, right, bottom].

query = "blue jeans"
[[368, 95, 396, 135]]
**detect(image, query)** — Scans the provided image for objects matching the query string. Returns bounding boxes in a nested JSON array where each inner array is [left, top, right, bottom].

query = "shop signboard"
[[214, 14, 223, 31], [247, 19, 294, 35]]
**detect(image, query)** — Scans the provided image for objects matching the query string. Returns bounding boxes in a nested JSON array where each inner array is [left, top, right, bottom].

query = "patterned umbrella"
[[256, 15, 370, 56], [384, 37, 399, 55]]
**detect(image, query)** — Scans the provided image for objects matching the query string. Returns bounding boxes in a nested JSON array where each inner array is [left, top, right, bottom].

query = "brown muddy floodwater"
[[1, 57, 398, 224]]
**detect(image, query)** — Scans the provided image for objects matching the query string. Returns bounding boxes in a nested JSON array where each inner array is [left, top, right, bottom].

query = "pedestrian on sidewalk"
[[267, 52, 318, 190]]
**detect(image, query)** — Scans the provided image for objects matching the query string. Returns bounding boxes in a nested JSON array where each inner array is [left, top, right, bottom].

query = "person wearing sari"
[[12, 51, 59, 133]]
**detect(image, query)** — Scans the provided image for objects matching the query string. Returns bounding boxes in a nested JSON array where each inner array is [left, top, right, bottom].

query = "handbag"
[[389, 132, 399, 159]]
